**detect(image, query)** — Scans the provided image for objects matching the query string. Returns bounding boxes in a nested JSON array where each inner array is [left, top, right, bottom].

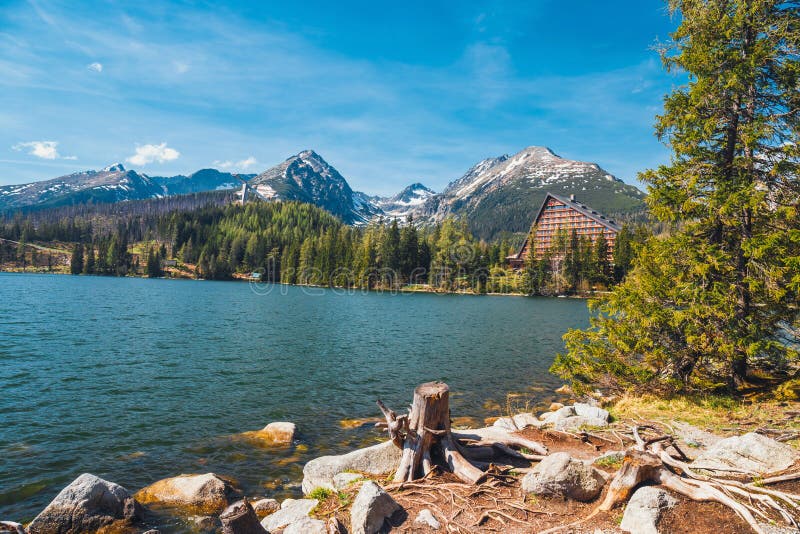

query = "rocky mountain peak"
[[102, 163, 126, 173]]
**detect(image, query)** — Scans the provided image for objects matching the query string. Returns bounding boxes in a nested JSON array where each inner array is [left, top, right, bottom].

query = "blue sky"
[[0, 0, 680, 195]]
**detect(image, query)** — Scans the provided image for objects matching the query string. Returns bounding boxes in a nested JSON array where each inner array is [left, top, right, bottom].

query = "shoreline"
[[0, 269, 609, 299]]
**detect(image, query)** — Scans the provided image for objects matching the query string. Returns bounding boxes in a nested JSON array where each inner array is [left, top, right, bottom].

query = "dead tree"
[[377, 381, 548, 483]]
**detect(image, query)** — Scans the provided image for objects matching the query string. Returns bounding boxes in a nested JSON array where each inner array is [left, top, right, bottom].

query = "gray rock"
[[539, 406, 576, 423], [135, 473, 241, 515], [282, 516, 327, 534], [620, 487, 677, 534], [333, 472, 364, 489], [554, 415, 609, 431], [302, 441, 402, 494], [756, 523, 800, 534], [573, 403, 610, 422], [260, 498, 317, 532], [28, 473, 142, 534], [350, 481, 401, 534], [415, 509, 441, 530], [251, 498, 280, 517], [493, 413, 545, 431], [671, 421, 723, 451], [521, 452, 607, 501], [691, 432, 799, 475]]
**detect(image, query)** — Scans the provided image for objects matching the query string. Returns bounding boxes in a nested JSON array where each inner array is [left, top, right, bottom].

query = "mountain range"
[[0, 147, 646, 239]]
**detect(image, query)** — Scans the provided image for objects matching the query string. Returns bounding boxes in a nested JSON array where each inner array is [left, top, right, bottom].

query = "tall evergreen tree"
[[553, 0, 800, 393]]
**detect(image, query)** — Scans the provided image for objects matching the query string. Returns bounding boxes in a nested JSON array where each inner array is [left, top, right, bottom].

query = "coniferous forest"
[[0, 197, 643, 295]]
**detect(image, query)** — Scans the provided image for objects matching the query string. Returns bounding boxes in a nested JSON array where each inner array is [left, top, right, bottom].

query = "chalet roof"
[[532, 192, 622, 233]]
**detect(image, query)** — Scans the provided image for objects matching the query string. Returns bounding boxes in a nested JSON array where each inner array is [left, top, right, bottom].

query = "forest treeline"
[[0, 199, 644, 294]]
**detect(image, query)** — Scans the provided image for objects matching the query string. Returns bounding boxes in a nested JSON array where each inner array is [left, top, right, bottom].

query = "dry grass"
[[610, 394, 800, 441]]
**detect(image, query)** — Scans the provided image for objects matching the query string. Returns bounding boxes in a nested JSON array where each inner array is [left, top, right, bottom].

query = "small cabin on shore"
[[507, 193, 621, 270]]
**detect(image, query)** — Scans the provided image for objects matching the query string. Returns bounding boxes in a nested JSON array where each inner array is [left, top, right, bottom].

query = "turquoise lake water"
[[0, 272, 588, 529]]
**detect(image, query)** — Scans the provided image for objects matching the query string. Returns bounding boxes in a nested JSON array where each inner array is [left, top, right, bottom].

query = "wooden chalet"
[[507, 193, 621, 269]]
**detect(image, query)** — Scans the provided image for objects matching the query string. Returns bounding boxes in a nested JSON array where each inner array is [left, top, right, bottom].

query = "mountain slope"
[[0, 163, 163, 210], [374, 183, 436, 221], [413, 146, 646, 240], [248, 149, 377, 224], [152, 169, 254, 196]]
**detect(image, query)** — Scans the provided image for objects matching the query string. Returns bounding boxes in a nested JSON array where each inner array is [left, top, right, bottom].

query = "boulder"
[[350, 481, 401, 534], [251, 498, 279, 517], [415, 509, 441, 530], [573, 403, 610, 422], [671, 421, 722, 451], [282, 516, 327, 534], [302, 440, 402, 494], [492, 413, 544, 431], [548, 402, 565, 412], [521, 452, 607, 501], [554, 415, 609, 432], [539, 405, 575, 423], [135, 473, 241, 515], [260, 499, 317, 532], [691, 432, 799, 475], [237, 422, 296, 446], [555, 385, 573, 395], [27, 473, 142, 534], [619, 487, 677, 534], [333, 472, 364, 489]]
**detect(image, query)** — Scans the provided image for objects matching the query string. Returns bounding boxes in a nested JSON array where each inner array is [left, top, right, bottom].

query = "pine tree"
[[70, 243, 84, 275], [83, 246, 95, 274], [553, 0, 800, 393]]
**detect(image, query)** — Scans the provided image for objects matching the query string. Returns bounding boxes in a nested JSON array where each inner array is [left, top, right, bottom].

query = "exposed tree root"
[[377, 382, 548, 484], [542, 424, 800, 534]]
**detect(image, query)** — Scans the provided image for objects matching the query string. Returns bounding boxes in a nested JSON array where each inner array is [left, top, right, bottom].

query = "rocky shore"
[[2, 393, 799, 534]]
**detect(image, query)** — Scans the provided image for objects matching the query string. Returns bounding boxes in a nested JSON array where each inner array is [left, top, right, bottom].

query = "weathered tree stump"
[[378, 381, 547, 484], [219, 498, 267, 534]]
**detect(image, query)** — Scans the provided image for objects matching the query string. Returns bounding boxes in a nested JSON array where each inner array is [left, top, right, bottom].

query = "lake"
[[0, 273, 588, 529]]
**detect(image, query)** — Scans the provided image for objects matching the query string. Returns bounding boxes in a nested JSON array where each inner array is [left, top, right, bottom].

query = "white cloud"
[[174, 61, 189, 74], [12, 140, 60, 159], [213, 156, 259, 171], [126, 142, 180, 166], [87, 62, 103, 73]]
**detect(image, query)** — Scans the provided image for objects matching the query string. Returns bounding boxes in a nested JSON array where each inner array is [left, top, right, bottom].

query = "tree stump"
[[219, 498, 267, 534], [379, 382, 485, 483]]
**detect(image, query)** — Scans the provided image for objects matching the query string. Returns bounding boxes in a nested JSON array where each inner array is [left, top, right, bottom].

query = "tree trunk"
[[392, 382, 485, 484], [219, 498, 267, 534]]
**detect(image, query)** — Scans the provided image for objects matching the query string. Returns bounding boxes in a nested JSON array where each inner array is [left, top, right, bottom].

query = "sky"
[[0, 0, 681, 195]]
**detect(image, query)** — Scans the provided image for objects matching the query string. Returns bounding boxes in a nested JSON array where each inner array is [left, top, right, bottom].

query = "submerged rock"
[[188, 515, 220, 532], [27, 473, 142, 534], [260, 499, 317, 532], [691, 432, 799, 475], [522, 452, 607, 502], [620, 486, 677, 534], [135, 473, 241, 515], [302, 440, 402, 494], [236, 422, 297, 447], [350, 481, 401, 534]]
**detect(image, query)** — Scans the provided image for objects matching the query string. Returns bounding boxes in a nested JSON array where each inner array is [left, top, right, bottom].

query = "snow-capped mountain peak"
[[102, 163, 126, 173]]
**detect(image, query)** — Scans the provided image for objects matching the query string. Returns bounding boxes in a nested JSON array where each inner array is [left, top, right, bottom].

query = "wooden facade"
[[507, 193, 621, 269]]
